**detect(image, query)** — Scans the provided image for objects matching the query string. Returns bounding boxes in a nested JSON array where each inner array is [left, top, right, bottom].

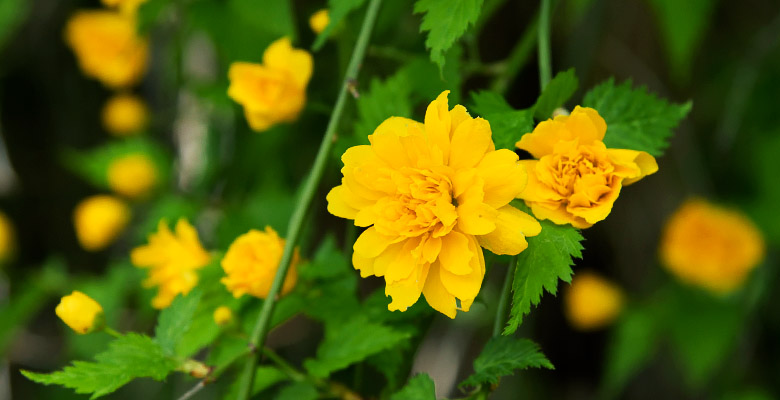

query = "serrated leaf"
[[582, 78, 691, 156], [414, 0, 483, 71], [155, 288, 202, 356], [304, 316, 410, 378], [471, 91, 534, 150], [504, 219, 583, 334], [460, 337, 553, 388], [534, 68, 579, 120], [354, 73, 412, 140], [390, 373, 436, 400], [312, 0, 366, 51], [22, 333, 176, 399], [299, 235, 351, 280]]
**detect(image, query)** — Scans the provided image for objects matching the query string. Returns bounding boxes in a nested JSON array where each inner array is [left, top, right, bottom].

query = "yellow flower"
[[0, 211, 14, 262], [213, 306, 233, 326], [564, 271, 623, 331], [101, 0, 148, 15], [131, 219, 211, 309], [309, 9, 330, 34], [74, 195, 130, 251], [227, 37, 313, 132], [516, 107, 658, 228], [64, 10, 148, 88], [107, 153, 158, 199], [660, 199, 765, 294], [56, 291, 104, 334], [327, 91, 541, 318], [102, 93, 149, 136], [221, 227, 298, 299]]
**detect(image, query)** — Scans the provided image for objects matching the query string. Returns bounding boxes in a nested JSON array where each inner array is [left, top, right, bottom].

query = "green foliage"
[[460, 336, 553, 388], [504, 217, 584, 335], [22, 333, 177, 399], [390, 373, 436, 400], [582, 78, 692, 156], [154, 288, 203, 356], [0, 0, 27, 51], [223, 365, 289, 398], [276, 382, 319, 400], [533, 68, 579, 120], [136, 0, 172, 33], [470, 91, 534, 150], [414, 0, 483, 71], [354, 73, 413, 141], [304, 315, 411, 378], [299, 236, 361, 323], [313, 0, 366, 51]]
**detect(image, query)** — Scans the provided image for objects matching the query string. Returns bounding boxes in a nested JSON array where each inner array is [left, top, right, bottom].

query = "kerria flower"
[[660, 199, 765, 294], [107, 153, 158, 199], [564, 271, 623, 331], [56, 291, 104, 334], [516, 106, 658, 228], [73, 195, 130, 251], [309, 9, 330, 34], [64, 10, 148, 88], [327, 91, 541, 318], [101, 0, 148, 15], [131, 219, 211, 309], [102, 93, 148, 136], [227, 37, 313, 132], [221, 227, 298, 299]]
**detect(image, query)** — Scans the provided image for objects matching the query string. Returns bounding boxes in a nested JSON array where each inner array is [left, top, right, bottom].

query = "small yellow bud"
[[102, 93, 149, 136], [73, 195, 131, 251], [0, 211, 15, 262], [309, 9, 330, 35], [101, 0, 148, 15], [56, 291, 104, 334], [213, 306, 233, 326], [564, 271, 624, 331], [107, 153, 158, 199]]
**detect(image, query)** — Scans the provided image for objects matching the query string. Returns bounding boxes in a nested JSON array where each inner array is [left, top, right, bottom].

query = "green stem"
[[490, 14, 539, 94], [492, 256, 517, 337], [537, 0, 552, 91], [235, 1, 383, 398], [261, 347, 307, 383], [103, 326, 123, 338]]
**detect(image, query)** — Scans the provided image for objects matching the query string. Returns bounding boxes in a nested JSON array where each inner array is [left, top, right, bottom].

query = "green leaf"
[[223, 365, 289, 398], [471, 91, 534, 150], [354, 73, 413, 141], [533, 68, 579, 120], [390, 373, 436, 400], [276, 382, 319, 400], [22, 333, 176, 399], [0, 0, 27, 50], [155, 288, 203, 356], [582, 78, 692, 156], [414, 0, 484, 71], [312, 0, 366, 51], [460, 337, 553, 388], [304, 316, 411, 378], [504, 218, 584, 334]]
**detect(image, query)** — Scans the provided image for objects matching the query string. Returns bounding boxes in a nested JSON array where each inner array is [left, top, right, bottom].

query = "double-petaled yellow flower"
[[516, 107, 658, 228], [660, 199, 765, 294], [564, 271, 623, 331], [56, 291, 104, 334], [221, 227, 298, 299], [64, 10, 148, 88], [107, 153, 158, 199], [102, 93, 148, 136], [131, 219, 211, 309], [227, 37, 313, 132], [327, 91, 541, 318], [74, 195, 131, 251]]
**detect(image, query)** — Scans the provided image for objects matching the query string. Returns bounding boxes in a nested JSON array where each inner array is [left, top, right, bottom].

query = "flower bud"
[[213, 306, 233, 327], [56, 291, 104, 334], [564, 271, 623, 331], [74, 195, 130, 251]]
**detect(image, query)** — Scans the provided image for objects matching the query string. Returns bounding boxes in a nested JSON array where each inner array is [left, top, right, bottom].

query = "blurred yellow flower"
[[131, 219, 211, 309], [101, 0, 148, 15], [0, 211, 14, 262], [213, 306, 233, 326], [56, 291, 104, 334], [221, 227, 298, 299], [516, 107, 658, 228], [327, 91, 541, 318], [564, 271, 624, 331], [227, 37, 313, 132], [102, 93, 149, 136], [309, 9, 330, 34], [64, 10, 148, 88], [660, 199, 765, 294], [107, 153, 158, 199], [74, 195, 130, 251]]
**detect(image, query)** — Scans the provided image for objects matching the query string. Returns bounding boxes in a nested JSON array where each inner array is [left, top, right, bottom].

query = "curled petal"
[[477, 205, 541, 255]]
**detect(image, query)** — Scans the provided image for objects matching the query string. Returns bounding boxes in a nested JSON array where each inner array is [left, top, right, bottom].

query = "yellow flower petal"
[[456, 201, 497, 236], [477, 205, 541, 255], [326, 185, 359, 220], [449, 117, 493, 170], [353, 227, 394, 258], [477, 149, 526, 208], [262, 37, 313, 89], [438, 231, 473, 275], [422, 262, 457, 318], [386, 264, 428, 312]]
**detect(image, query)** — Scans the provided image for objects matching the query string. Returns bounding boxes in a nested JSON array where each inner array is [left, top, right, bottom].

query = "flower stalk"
[[537, 0, 552, 91]]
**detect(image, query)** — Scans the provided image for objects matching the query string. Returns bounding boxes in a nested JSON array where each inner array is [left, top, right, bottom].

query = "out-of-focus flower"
[[102, 93, 148, 136], [660, 199, 765, 294], [564, 271, 623, 331], [131, 219, 211, 309], [227, 37, 312, 132], [516, 107, 658, 228], [221, 227, 298, 299], [213, 306, 233, 326], [0, 211, 14, 262], [107, 153, 158, 199], [64, 10, 148, 88], [309, 9, 330, 34], [327, 91, 541, 318], [74, 195, 130, 251], [56, 291, 104, 334], [101, 0, 148, 15]]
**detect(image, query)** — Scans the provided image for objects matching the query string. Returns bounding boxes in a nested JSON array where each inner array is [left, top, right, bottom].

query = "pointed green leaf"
[[414, 0, 483, 71], [155, 288, 203, 355], [471, 91, 534, 150], [533, 68, 579, 120], [460, 337, 553, 388], [391, 373, 436, 400]]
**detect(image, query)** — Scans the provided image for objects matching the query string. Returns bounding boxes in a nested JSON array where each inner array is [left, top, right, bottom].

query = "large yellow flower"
[[221, 227, 298, 299], [227, 37, 313, 132], [64, 10, 148, 88], [660, 199, 765, 294], [131, 219, 211, 309], [327, 91, 541, 318], [516, 107, 658, 228]]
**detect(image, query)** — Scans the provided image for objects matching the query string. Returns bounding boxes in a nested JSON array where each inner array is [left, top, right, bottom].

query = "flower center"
[[543, 144, 614, 198]]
